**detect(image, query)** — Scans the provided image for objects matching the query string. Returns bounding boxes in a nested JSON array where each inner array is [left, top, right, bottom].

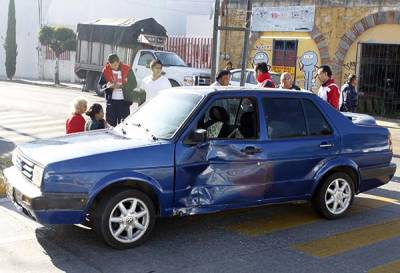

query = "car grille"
[[194, 75, 211, 86], [14, 152, 34, 182]]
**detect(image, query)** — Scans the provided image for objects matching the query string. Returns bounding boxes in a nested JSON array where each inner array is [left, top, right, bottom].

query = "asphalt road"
[[0, 82, 400, 273]]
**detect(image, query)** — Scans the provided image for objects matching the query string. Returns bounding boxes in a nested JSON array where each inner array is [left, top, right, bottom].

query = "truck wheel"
[[169, 79, 180, 87], [94, 189, 156, 249], [94, 74, 104, 97], [312, 172, 354, 219]]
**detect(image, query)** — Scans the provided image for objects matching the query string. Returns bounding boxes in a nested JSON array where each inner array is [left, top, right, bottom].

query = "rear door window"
[[302, 99, 333, 136], [263, 98, 307, 139]]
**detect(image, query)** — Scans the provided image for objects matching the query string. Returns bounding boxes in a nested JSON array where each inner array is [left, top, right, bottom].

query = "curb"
[[0, 79, 82, 91]]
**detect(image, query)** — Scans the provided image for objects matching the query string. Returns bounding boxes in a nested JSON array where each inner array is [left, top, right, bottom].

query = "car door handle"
[[319, 142, 334, 148], [241, 146, 263, 155]]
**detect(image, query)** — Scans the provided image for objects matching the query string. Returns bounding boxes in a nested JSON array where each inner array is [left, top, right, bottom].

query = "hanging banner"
[[251, 5, 315, 32]]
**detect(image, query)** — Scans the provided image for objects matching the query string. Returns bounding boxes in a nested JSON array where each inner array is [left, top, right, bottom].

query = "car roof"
[[169, 86, 314, 96]]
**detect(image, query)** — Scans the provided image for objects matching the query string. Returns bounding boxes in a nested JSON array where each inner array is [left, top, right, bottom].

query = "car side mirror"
[[187, 62, 192, 67], [184, 129, 207, 145], [146, 64, 150, 69]]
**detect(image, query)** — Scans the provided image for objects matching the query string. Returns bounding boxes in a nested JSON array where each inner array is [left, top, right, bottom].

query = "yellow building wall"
[[315, 7, 379, 62], [250, 32, 320, 88], [341, 24, 400, 83]]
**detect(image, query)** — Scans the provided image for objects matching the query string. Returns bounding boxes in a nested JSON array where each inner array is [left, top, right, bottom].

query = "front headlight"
[[32, 165, 44, 187], [183, 76, 194, 86]]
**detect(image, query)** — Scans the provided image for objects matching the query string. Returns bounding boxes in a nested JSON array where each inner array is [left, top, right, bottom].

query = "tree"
[[39, 26, 76, 84], [4, 0, 17, 80]]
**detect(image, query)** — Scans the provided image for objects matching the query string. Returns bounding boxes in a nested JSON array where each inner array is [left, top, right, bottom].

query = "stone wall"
[[221, 0, 400, 84]]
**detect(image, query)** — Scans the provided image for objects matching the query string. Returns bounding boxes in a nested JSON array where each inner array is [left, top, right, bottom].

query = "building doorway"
[[357, 43, 400, 117]]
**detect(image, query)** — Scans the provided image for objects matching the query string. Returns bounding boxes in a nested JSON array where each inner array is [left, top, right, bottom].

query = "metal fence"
[[43, 46, 71, 61], [358, 43, 400, 117], [164, 36, 213, 69]]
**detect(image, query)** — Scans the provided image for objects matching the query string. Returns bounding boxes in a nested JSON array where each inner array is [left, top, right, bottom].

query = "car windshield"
[[154, 52, 187, 67], [118, 92, 204, 139]]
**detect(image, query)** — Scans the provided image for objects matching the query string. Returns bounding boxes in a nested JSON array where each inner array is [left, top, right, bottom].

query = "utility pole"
[[240, 0, 252, 86], [37, 0, 43, 79], [211, 0, 253, 86], [211, 0, 220, 82]]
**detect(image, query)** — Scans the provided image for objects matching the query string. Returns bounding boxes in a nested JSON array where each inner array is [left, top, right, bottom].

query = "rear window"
[[263, 98, 307, 139]]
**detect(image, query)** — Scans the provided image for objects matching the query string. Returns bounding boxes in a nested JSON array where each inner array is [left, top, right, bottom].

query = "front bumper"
[[3, 166, 88, 224]]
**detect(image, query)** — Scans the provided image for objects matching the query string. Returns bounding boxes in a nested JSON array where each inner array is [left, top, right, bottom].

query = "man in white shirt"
[[140, 60, 172, 102]]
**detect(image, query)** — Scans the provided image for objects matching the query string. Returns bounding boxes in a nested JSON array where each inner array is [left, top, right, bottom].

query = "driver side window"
[[198, 97, 259, 139]]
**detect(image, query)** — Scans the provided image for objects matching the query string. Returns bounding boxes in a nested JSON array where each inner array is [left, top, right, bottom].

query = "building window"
[[272, 40, 298, 67]]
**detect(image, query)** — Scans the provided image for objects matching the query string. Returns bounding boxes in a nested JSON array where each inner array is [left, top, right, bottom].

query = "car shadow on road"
[[33, 204, 313, 272]]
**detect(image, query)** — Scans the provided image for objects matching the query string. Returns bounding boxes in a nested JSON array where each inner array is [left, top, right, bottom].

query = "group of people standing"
[[66, 54, 359, 135], [66, 53, 171, 134], [212, 61, 358, 113]]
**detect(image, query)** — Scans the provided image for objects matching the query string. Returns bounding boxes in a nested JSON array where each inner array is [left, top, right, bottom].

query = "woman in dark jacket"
[[85, 103, 109, 131]]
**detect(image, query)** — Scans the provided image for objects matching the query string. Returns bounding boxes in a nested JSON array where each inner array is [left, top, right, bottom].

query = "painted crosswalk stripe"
[[293, 218, 400, 258], [368, 259, 400, 273], [0, 119, 64, 132], [0, 111, 39, 118], [0, 116, 56, 125], [0, 126, 65, 139], [226, 194, 399, 237]]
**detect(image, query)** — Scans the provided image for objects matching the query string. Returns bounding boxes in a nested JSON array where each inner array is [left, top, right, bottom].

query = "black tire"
[[93, 74, 104, 97], [94, 189, 156, 249], [312, 172, 355, 219], [169, 79, 180, 87]]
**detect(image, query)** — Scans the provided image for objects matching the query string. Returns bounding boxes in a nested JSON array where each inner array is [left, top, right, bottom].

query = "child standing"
[[85, 103, 108, 131], [66, 97, 88, 134]]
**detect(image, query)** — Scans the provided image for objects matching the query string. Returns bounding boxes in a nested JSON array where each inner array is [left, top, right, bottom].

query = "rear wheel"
[[312, 172, 354, 219], [94, 189, 156, 249]]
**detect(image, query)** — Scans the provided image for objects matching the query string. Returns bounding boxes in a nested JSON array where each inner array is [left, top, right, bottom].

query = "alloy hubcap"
[[325, 178, 352, 215], [109, 198, 150, 243]]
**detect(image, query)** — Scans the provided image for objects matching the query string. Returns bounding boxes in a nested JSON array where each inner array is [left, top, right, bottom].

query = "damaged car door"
[[174, 95, 268, 214]]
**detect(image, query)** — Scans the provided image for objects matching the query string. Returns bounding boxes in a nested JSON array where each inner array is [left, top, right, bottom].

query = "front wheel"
[[94, 189, 156, 249], [312, 172, 354, 219]]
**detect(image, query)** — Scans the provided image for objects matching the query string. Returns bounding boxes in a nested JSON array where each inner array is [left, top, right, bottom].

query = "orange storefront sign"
[[271, 66, 295, 75]]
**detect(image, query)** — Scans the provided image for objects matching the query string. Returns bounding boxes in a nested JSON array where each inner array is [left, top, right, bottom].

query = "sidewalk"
[[0, 78, 82, 90]]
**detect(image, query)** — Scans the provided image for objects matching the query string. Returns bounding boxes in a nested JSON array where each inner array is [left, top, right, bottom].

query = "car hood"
[[164, 66, 210, 76], [342, 112, 377, 126], [16, 129, 165, 167]]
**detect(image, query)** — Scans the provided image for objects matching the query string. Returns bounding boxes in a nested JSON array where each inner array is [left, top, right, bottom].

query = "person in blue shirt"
[[340, 74, 358, 112]]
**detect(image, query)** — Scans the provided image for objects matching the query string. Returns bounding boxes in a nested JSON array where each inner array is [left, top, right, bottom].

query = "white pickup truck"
[[132, 50, 211, 89], [75, 18, 211, 96]]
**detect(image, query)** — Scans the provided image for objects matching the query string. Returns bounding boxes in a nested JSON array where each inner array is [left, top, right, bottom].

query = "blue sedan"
[[3, 87, 396, 248]]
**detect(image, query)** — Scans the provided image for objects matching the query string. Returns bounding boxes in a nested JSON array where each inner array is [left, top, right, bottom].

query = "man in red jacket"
[[99, 54, 138, 127], [317, 65, 340, 110]]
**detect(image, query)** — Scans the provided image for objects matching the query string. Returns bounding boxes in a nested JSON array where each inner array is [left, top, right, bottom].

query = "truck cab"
[[132, 50, 211, 88]]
